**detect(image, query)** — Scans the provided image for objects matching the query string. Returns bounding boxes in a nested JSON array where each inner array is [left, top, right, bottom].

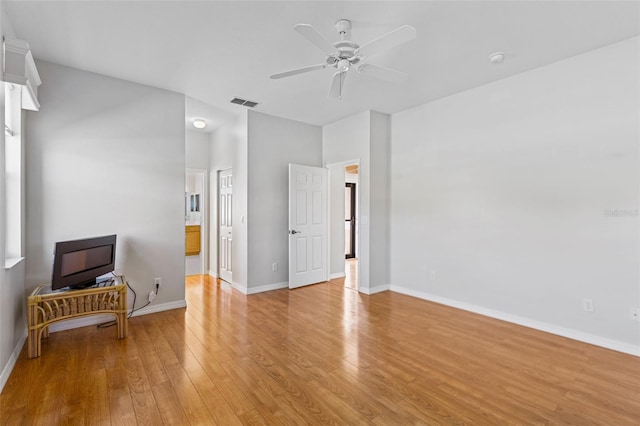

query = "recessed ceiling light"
[[193, 119, 207, 129]]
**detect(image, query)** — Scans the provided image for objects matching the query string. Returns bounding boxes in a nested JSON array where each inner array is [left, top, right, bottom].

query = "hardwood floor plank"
[[108, 393, 138, 426], [183, 368, 243, 426], [237, 409, 268, 426], [128, 389, 163, 426], [2, 274, 639, 425], [149, 381, 190, 425], [219, 357, 288, 421]]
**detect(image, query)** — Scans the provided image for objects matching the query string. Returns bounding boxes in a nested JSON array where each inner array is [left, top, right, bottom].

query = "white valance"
[[3, 38, 41, 111]]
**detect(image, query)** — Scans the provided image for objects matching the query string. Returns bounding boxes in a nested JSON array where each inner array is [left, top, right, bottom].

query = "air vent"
[[230, 97, 259, 108]]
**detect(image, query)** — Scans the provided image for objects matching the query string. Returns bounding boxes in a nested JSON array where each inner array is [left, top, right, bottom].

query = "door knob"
[[290, 230, 300, 234]]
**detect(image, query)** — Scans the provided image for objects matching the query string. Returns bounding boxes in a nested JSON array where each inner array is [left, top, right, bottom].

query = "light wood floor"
[[2, 276, 639, 425], [336, 258, 358, 290]]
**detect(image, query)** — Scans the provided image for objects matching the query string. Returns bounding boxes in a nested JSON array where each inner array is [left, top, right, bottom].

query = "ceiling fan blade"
[[328, 71, 347, 99], [294, 24, 334, 54], [357, 64, 408, 83], [270, 64, 326, 80], [355, 25, 416, 58]]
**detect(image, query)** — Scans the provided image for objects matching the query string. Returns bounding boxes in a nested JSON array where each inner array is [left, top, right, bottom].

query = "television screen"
[[60, 245, 113, 277], [52, 235, 117, 290]]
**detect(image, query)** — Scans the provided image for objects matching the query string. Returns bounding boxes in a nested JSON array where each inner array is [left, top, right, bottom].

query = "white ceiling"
[[6, 1, 639, 128]]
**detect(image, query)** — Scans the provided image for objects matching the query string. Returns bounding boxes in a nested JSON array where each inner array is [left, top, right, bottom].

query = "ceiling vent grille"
[[230, 97, 259, 108]]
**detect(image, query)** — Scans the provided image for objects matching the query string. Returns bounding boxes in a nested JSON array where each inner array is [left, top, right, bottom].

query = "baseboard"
[[330, 272, 346, 279], [47, 300, 188, 333], [0, 332, 27, 394], [247, 281, 289, 295], [49, 314, 115, 332], [208, 270, 218, 278], [229, 281, 248, 294], [389, 285, 640, 357], [358, 284, 390, 295], [130, 300, 188, 317]]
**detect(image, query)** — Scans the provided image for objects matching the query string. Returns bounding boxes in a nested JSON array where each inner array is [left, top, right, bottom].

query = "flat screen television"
[[51, 235, 117, 290]]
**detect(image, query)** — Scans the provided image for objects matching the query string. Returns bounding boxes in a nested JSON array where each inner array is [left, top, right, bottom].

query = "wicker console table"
[[27, 278, 128, 358]]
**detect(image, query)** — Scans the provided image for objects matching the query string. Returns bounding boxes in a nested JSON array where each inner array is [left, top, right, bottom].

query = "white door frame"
[[186, 168, 208, 276], [325, 159, 360, 290]]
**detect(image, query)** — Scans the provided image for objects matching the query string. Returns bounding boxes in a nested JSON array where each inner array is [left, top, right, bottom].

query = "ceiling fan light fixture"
[[489, 52, 505, 64], [193, 119, 207, 129]]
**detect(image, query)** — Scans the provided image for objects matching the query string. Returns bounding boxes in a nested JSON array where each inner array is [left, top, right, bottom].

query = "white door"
[[219, 169, 233, 283], [289, 164, 328, 289]]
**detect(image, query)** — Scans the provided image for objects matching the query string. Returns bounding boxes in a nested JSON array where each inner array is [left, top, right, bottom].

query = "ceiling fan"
[[270, 19, 416, 99]]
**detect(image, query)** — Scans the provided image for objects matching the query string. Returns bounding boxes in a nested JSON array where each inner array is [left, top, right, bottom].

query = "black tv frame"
[[51, 234, 117, 291]]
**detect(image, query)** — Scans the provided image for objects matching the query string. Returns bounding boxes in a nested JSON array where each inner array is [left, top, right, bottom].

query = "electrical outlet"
[[631, 308, 640, 321], [430, 270, 436, 281], [582, 298, 594, 312], [272, 262, 278, 271], [154, 277, 161, 287], [148, 291, 156, 303]]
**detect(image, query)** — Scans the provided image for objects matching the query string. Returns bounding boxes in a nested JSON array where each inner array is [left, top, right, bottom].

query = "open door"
[[289, 164, 328, 289], [218, 169, 233, 283]]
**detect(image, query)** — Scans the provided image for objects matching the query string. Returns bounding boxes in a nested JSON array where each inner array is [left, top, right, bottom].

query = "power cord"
[[97, 273, 158, 329]]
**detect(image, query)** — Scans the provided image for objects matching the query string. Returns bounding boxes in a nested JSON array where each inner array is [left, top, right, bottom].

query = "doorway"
[[185, 169, 207, 276], [344, 163, 359, 290], [345, 183, 356, 259]]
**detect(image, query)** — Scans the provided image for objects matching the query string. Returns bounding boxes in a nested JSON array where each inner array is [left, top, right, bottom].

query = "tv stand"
[[27, 277, 128, 358]]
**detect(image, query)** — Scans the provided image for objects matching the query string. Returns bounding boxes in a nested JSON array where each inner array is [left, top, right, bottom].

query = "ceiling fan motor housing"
[[334, 19, 352, 37], [332, 20, 361, 64]]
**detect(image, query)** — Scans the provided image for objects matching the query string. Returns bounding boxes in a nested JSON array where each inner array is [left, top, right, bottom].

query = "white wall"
[[209, 111, 248, 290], [0, 7, 27, 393], [369, 111, 391, 288], [186, 130, 210, 170], [246, 110, 322, 291], [323, 110, 391, 292], [25, 61, 186, 315], [390, 37, 640, 352]]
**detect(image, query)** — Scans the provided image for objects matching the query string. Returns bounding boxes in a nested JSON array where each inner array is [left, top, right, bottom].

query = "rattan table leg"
[[28, 328, 37, 359]]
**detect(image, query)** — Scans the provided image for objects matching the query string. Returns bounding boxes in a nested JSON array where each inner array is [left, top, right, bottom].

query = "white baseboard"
[[49, 314, 115, 332], [208, 270, 218, 278], [0, 332, 27, 394], [330, 272, 346, 279], [247, 281, 289, 295], [228, 281, 247, 294], [227, 281, 289, 295], [130, 300, 187, 317], [359, 284, 390, 295], [389, 285, 640, 357], [46, 300, 188, 333]]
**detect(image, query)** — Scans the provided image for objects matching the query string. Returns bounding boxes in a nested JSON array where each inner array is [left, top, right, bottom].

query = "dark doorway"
[[345, 183, 356, 259]]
